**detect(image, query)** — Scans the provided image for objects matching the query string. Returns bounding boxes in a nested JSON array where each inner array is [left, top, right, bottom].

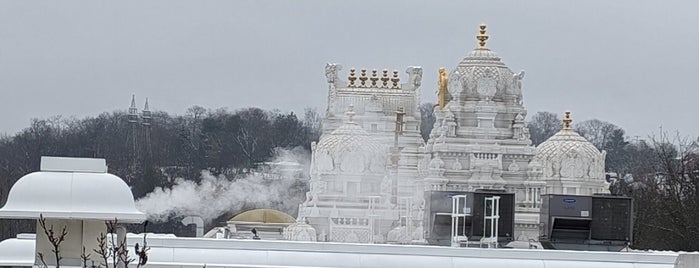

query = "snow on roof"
[[0, 157, 145, 222]]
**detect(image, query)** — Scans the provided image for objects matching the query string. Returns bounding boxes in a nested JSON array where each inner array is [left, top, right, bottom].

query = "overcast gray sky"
[[1, 0, 697, 138]]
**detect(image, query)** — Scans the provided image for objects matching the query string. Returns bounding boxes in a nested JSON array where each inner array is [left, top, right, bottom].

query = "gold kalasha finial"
[[348, 68, 357, 88], [391, 70, 400, 89], [476, 23, 489, 50], [370, 69, 378, 87], [381, 69, 390, 88], [563, 111, 573, 130], [359, 68, 368, 88]]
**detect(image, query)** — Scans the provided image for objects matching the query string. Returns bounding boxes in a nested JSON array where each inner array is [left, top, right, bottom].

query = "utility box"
[[590, 195, 633, 242], [424, 190, 471, 245], [423, 190, 514, 246], [539, 194, 632, 251], [470, 190, 515, 241]]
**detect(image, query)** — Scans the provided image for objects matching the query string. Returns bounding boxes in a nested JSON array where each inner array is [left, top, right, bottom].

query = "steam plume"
[[135, 147, 310, 223]]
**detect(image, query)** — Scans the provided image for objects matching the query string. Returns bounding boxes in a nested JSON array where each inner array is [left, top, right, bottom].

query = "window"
[[371, 124, 378, 132]]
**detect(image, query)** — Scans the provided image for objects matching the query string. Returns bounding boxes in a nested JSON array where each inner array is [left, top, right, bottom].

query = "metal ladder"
[[481, 196, 500, 248], [450, 194, 469, 247]]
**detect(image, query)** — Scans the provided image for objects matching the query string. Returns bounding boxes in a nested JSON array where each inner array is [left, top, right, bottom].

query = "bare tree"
[[526, 111, 561, 146], [614, 134, 699, 251], [419, 102, 435, 142], [37, 214, 68, 268], [574, 119, 623, 150]]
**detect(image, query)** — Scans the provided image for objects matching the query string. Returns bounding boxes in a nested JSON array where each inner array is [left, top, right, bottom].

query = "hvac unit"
[[539, 194, 632, 251], [423, 189, 514, 246]]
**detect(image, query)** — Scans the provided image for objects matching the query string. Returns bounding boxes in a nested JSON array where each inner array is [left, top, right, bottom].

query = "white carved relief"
[[428, 155, 444, 170], [316, 153, 334, 171], [406, 66, 423, 88], [477, 77, 497, 101], [511, 70, 525, 95], [340, 152, 364, 172], [370, 155, 385, 172], [452, 158, 463, 170], [543, 161, 554, 177], [325, 63, 342, 84], [507, 159, 520, 172]]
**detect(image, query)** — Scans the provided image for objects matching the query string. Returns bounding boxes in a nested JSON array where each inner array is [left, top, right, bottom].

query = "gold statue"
[[437, 67, 448, 109]]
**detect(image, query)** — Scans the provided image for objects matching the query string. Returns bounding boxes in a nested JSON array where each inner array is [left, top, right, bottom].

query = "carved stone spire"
[[476, 23, 489, 50]]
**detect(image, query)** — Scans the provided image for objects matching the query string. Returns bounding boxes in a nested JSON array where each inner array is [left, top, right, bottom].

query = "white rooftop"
[[0, 156, 145, 222], [0, 234, 688, 268]]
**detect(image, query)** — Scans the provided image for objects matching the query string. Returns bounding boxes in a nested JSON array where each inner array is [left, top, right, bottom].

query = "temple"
[[293, 24, 611, 244]]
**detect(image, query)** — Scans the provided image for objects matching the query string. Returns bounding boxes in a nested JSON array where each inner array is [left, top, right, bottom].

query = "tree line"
[[1, 105, 698, 251], [0, 106, 322, 241]]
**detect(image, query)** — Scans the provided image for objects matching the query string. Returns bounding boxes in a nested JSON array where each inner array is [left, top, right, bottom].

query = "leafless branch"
[[38, 214, 68, 268]]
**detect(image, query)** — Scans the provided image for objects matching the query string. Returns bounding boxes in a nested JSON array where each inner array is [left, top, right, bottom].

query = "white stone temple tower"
[[423, 24, 546, 242], [424, 24, 536, 194], [320, 64, 427, 240], [297, 106, 398, 243]]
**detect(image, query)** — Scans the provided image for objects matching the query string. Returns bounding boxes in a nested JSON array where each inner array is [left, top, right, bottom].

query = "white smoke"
[[135, 147, 310, 223]]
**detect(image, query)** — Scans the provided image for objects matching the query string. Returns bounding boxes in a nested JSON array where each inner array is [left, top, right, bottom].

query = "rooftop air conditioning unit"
[[539, 194, 632, 251]]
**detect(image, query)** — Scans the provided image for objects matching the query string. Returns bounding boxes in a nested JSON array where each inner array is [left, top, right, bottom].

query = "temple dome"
[[531, 112, 606, 179], [312, 106, 387, 174], [229, 209, 295, 224], [448, 24, 522, 102]]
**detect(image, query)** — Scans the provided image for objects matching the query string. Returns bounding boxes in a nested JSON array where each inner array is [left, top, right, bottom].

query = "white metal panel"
[[40, 156, 107, 173]]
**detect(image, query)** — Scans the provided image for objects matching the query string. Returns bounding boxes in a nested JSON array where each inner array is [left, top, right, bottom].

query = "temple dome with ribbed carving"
[[311, 107, 387, 174], [447, 24, 523, 103], [531, 112, 606, 180]]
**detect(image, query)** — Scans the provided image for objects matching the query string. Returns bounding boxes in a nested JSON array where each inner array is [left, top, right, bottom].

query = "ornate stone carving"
[[523, 127, 532, 145], [370, 155, 386, 172], [507, 159, 520, 172], [406, 66, 423, 88], [512, 70, 525, 95], [315, 153, 334, 171], [452, 158, 463, 170], [427, 155, 446, 177], [444, 111, 457, 137], [512, 113, 526, 141], [340, 152, 364, 172], [325, 63, 342, 84]]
